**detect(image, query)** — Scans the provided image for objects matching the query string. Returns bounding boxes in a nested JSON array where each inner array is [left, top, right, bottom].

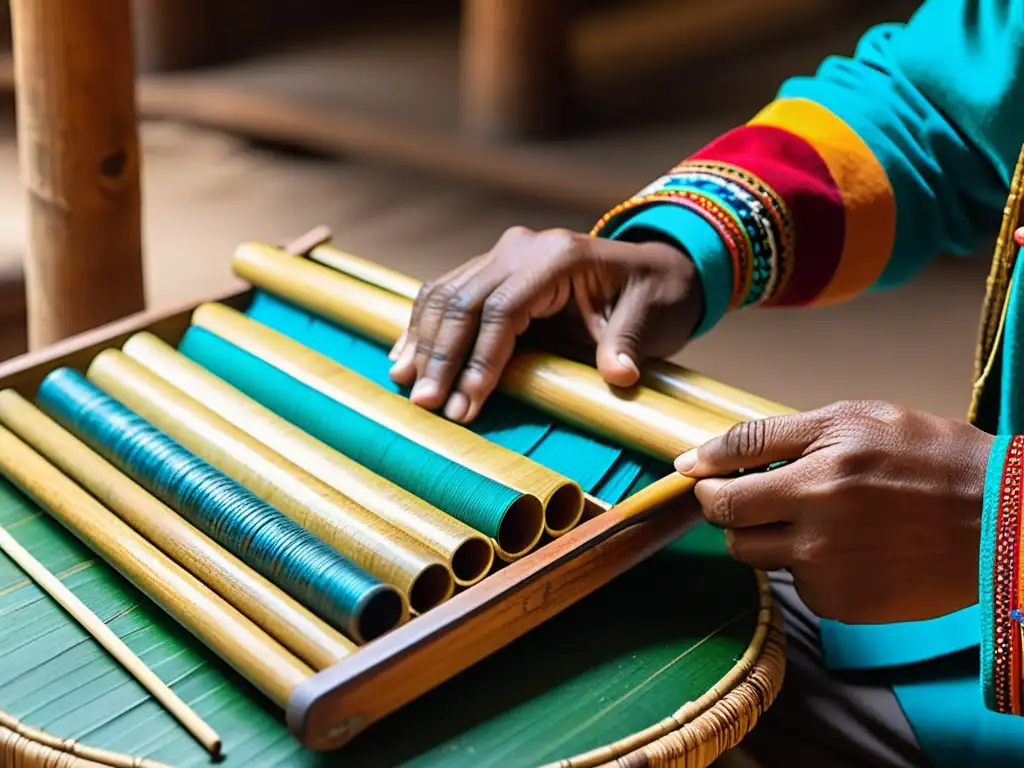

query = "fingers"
[[390, 257, 488, 389], [693, 466, 798, 529], [392, 227, 581, 421], [408, 267, 508, 410], [724, 526, 794, 571], [675, 411, 827, 478], [592, 280, 651, 387]]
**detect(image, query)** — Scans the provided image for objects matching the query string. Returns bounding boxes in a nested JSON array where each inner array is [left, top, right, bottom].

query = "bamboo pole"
[[0, 424, 313, 709], [0, 390, 356, 670], [191, 303, 578, 555], [87, 350, 454, 616], [9, 0, 145, 348], [122, 332, 495, 587], [0, 524, 222, 757], [232, 243, 736, 461], [308, 242, 794, 424]]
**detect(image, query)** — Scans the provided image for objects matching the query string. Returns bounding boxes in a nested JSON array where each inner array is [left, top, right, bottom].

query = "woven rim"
[[0, 573, 782, 768], [549, 570, 784, 768]]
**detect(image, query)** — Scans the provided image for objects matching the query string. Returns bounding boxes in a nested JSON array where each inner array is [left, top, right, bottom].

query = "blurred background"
[[0, 0, 981, 418]]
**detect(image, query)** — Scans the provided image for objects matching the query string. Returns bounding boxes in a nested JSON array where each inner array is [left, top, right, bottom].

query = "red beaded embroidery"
[[994, 435, 1024, 713]]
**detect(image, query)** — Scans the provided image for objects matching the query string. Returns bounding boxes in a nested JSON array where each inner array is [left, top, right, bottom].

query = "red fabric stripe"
[[691, 125, 845, 306]]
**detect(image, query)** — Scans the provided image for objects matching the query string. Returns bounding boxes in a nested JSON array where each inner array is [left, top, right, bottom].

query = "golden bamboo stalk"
[[0, 424, 313, 709], [122, 333, 495, 587], [191, 303, 574, 558], [0, 390, 355, 669], [308, 242, 794, 425], [231, 242, 736, 463], [0, 524, 222, 757], [87, 350, 453, 617]]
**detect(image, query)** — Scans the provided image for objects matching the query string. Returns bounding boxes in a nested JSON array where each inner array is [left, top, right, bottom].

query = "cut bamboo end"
[[86, 349, 452, 627], [410, 562, 456, 614], [496, 493, 545, 559], [354, 584, 407, 643], [449, 536, 495, 587], [0, 424, 313, 709], [543, 482, 585, 538], [121, 332, 496, 590], [0, 389, 356, 671]]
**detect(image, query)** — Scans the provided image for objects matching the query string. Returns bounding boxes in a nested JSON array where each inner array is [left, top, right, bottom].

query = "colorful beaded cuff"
[[592, 161, 794, 312], [983, 434, 1024, 715]]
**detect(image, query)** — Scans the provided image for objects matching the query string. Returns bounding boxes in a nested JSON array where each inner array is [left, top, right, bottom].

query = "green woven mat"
[[0, 476, 757, 767]]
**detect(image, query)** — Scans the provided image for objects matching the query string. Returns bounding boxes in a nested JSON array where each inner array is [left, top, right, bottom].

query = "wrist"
[[596, 204, 730, 337]]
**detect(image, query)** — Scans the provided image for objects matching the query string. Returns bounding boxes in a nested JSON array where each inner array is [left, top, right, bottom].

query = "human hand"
[[388, 226, 704, 423], [674, 400, 994, 624]]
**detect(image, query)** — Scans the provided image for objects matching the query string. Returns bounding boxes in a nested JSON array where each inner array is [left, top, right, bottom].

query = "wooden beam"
[[9, 0, 145, 349], [460, 0, 573, 140]]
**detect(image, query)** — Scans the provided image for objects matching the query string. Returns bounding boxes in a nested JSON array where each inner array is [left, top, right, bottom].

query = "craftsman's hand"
[[389, 226, 704, 423], [675, 400, 994, 625]]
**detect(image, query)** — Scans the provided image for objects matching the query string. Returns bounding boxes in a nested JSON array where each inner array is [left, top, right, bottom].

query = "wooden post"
[[9, 0, 145, 349], [460, 0, 574, 141]]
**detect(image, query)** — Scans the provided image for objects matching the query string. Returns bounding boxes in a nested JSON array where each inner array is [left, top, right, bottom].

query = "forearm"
[[981, 434, 1024, 716], [593, 0, 1024, 334]]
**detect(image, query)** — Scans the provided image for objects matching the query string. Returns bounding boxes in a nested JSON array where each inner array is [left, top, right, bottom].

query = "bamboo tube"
[[0, 425, 313, 708], [191, 303, 579, 553], [0, 524, 222, 757], [231, 242, 736, 462], [0, 390, 355, 669], [308, 243, 793, 425], [10, 0, 145, 348], [122, 333, 494, 587], [87, 350, 453, 616], [640, 361, 794, 422], [309, 244, 422, 302]]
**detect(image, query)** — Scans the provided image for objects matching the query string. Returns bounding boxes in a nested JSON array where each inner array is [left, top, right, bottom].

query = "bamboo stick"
[[9, 0, 145, 348], [307, 243, 794, 424], [0, 390, 355, 670], [0, 524, 222, 757], [191, 303, 579, 555], [232, 242, 736, 461], [0, 425, 313, 709], [122, 332, 494, 587], [88, 350, 453, 615]]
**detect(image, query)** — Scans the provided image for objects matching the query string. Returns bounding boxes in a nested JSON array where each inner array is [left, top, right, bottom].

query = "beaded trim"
[[593, 162, 794, 312], [993, 435, 1024, 714]]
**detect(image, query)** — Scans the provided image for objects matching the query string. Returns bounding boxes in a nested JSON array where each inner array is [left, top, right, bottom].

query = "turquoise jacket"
[[595, 1, 1024, 764]]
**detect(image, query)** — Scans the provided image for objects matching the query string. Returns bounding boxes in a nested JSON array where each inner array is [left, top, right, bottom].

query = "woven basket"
[[0, 569, 784, 768]]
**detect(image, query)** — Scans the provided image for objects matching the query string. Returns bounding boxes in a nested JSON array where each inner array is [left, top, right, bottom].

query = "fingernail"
[[616, 352, 639, 376], [674, 450, 698, 474], [444, 392, 469, 422], [390, 339, 416, 373], [388, 332, 407, 361], [410, 378, 440, 405]]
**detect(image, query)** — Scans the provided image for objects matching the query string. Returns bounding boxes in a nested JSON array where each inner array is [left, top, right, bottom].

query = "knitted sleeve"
[[592, 0, 1024, 336]]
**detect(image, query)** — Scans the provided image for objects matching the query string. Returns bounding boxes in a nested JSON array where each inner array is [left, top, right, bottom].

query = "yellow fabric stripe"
[[750, 98, 896, 305]]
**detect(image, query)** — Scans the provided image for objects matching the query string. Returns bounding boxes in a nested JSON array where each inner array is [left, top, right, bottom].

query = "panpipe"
[[0, 232, 788, 768]]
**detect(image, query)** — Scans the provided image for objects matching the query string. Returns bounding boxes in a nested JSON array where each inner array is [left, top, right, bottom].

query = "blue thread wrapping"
[[36, 367, 392, 642]]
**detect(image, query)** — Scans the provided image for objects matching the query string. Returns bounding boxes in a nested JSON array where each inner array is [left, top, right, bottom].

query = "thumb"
[[674, 413, 819, 478], [594, 282, 651, 388]]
